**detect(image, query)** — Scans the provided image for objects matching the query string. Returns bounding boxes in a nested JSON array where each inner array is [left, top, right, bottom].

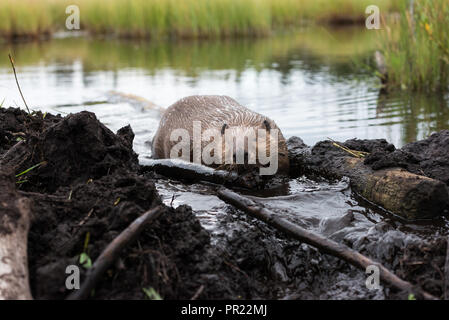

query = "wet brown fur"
[[152, 95, 289, 175]]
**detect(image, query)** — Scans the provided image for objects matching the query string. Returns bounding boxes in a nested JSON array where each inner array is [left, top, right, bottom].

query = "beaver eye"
[[221, 123, 228, 135], [263, 120, 271, 131]]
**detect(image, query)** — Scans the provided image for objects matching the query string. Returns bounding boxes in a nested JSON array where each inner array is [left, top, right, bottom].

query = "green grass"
[[381, 0, 449, 92], [0, 0, 400, 39], [0, 27, 378, 74], [0, 0, 56, 38], [142, 287, 163, 300], [293, 0, 402, 23]]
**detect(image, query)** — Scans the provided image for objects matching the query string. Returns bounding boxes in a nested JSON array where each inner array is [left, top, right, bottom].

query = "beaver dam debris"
[[1, 107, 449, 300]]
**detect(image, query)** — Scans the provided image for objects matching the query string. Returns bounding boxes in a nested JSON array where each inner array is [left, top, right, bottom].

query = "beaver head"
[[202, 119, 289, 176]]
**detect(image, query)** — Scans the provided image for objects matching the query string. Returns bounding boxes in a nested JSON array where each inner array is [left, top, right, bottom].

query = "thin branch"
[[66, 206, 164, 300], [8, 53, 30, 114], [217, 188, 438, 300], [190, 285, 205, 300]]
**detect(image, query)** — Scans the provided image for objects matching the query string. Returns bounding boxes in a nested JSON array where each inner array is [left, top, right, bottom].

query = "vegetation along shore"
[[0, 0, 400, 39]]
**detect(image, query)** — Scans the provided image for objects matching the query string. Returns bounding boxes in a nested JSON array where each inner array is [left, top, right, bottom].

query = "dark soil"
[[1, 107, 448, 300], [362, 130, 449, 186], [396, 238, 448, 298], [286, 136, 310, 178], [0, 108, 262, 299]]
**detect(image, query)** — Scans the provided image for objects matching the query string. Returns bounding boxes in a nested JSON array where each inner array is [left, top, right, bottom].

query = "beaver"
[[152, 95, 289, 176]]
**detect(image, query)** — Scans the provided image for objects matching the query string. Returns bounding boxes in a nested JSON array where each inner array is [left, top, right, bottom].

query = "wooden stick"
[[66, 206, 164, 300], [140, 158, 260, 189], [217, 188, 437, 300], [190, 285, 205, 300], [8, 54, 30, 114]]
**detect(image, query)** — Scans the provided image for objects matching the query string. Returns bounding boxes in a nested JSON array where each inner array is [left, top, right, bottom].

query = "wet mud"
[[1, 107, 448, 300], [362, 130, 449, 186]]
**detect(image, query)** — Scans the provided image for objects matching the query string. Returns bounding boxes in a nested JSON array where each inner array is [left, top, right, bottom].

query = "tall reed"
[[381, 0, 449, 91]]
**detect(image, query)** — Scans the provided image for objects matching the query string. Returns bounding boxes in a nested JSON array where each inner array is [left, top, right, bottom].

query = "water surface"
[[2, 26, 448, 154]]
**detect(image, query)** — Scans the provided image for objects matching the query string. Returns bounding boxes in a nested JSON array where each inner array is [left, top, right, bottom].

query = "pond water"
[[2, 26, 448, 154], [1, 26, 448, 249]]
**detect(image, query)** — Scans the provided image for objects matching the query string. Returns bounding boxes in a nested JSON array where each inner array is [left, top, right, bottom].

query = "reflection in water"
[[0, 26, 448, 150], [376, 91, 449, 144]]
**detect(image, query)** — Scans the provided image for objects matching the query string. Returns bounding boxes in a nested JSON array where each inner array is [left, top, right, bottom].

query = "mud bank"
[[0, 107, 448, 299], [287, 135, 449, 219]]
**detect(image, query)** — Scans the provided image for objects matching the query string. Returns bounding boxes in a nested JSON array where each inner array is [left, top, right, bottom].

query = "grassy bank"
[[0, 0, 400, 39], [381, 0, 449, 92]]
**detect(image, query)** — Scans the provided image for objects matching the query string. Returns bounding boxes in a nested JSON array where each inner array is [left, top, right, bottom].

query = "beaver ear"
[[221, 123, 229, 135], [263, 119, 271, 131]]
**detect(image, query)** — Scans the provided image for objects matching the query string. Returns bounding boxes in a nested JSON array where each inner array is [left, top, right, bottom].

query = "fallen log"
[[318, 157, 447, 220], [0, 169, 33, 300], [66, 205, 163, 300], [140, 158, 263, 189], [217, 188, 437, 300], [288, 139, 449, 220]]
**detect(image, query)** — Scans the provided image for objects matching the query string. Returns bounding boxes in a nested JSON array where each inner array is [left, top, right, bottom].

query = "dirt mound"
[[0, 108, 257, 299], [364, 130, 449, 186], [305, 138, 395, 176], [286, 136, 310, 178], [15, 111, 139, 193], [0, 107, 61, 156], [304, 134, 449, 189], [27, 170, 252, 299]]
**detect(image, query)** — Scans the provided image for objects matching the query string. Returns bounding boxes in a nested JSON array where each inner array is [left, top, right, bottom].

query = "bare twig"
[[190, 285, 205, 300], [78, 208, 94, 227], [217, 188, 438, 300], [8, 53, 30, 114], [66, 206, 164, 300]]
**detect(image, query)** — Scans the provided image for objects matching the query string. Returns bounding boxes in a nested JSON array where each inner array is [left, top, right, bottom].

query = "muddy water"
[[1, 26, 449, 298]]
